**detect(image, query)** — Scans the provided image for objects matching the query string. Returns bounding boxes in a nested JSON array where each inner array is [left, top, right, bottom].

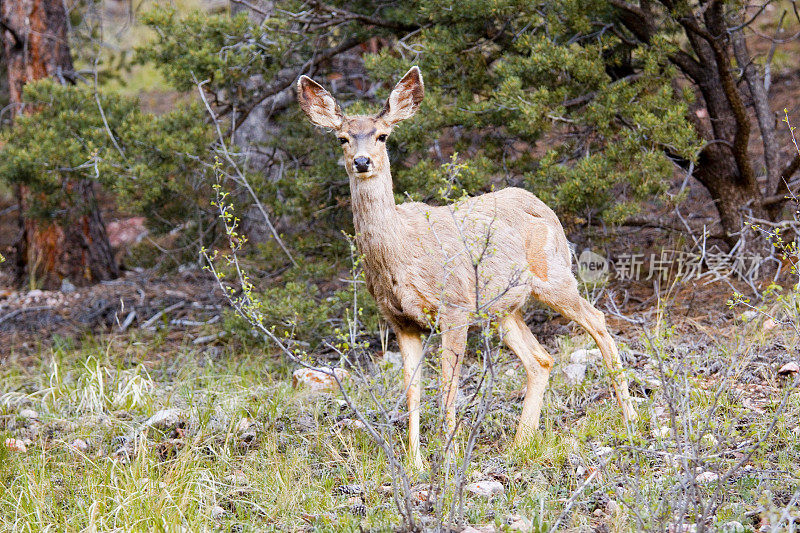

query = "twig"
[[550, 457, 611, 531], [193, 331, 227, 344], [118, 311, 136, 332], [170, 315, 220, 327], [195, 77, 298, 268], [0, 306, 54, 326], [141, 302, 185, 329]]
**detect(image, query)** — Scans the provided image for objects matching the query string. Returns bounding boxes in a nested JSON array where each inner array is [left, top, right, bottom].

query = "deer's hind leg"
[[535, 281, 637, 423], [500, 311, 554, 446]]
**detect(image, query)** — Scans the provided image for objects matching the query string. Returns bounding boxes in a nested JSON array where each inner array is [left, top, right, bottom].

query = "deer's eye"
[[377, 134, 388, 142], [338, 137, 349, 145]]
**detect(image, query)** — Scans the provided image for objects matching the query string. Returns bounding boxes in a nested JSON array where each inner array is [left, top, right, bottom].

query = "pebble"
[[606, 499, 622, 515], [210, 505, 226, 519], [762, 318, 777, 331], [335, 418, 367, 431], [695, 471, 719, 483], [142, 408, 185, 431], [292, 367, 350, 392], [465, 480, 504, 499], [562, 363, 586, 385], [236, 417, 254, 433], [4, 438, 27, 453], [381, 351, 403, 370], [570, 348, 602, 364], [507, 514, 532, 531], [741, 310, 758, 321], [778, 361, 799, 375], [721, 521, 745, 533], [19, 408, 38, 419], [70, 439, 89, 453], [462, 526, 496, 533], [701, 434, 719, 447]]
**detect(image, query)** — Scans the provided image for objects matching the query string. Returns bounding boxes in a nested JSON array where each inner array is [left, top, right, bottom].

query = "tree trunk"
[[693, 145, 768, 243], [1, 0, 118, 288], [610, 1, 800, 249]]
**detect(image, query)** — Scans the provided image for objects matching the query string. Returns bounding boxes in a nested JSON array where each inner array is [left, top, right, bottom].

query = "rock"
[[210, 505, 226, 519], [60, 279, 76, 294], [562, 363, 586, 385], [778, 361, 800, 375], [669, 524, 697, 533], [721, 521, 745, 533], [507, 514, 533, 531], [143, 408, 185, 432], [465, 480, 504, 499], [292, 367, 350, 392], [410, 484, 430, 501], [741, 310, 758, 322], [701, 434, 719, 447], [19, 408, 38, 419], [462, 526, 496, 533], [654, 425, 672, 438], [70, 439, 89, 453], [606, 499, 622, 515], [594, 445, 614, 457], [695, 471, 719, 483], [236, 417, 254, 433], [570, 348, 602, 364], [762, 318, 777, 331], [381, 351, 403, 370], [335, 418, 366, 431], [5, 438, 27, 453]]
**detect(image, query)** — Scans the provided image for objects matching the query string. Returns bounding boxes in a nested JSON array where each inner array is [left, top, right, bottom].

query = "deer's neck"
[[349, 169, 406, 257]]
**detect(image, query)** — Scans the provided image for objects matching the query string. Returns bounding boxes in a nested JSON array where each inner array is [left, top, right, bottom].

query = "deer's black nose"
[[354, 157, 371, 173]]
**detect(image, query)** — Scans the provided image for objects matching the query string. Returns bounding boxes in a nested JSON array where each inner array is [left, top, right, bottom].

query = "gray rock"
[[143, 408, 185, 432], [70, 438, 89, 453], [721, 521, 745, 533], [569, 348, 601, 364], [465, 480, 504, 499], [562, 363, 587, 385], [60, 279, 76, 294], [210, 505, 226, 520], [381, 351, 403, 370], [19, 408, 38, 419]]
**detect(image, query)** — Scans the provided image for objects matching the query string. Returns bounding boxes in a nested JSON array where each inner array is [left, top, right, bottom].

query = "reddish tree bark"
[[1, 0, 118, 288]]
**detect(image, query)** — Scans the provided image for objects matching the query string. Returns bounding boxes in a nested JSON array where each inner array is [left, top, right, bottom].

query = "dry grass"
[[0, 303, 798, 531]]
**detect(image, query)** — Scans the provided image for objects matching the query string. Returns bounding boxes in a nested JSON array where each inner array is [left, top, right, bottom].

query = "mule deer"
[[297, 67, 637, 470]]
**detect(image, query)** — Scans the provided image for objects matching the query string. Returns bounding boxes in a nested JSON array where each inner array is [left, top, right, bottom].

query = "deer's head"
[[297, 67, 424, 180]]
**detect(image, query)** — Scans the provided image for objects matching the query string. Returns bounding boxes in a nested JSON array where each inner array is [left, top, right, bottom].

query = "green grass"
[[0, 318, 798, 531]]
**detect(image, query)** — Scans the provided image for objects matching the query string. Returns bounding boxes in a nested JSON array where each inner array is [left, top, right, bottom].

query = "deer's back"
[[365, 187, 571, 329]]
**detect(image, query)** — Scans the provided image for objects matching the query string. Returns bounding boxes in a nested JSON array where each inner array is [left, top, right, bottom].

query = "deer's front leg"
[[441, 323, 467, 440], [397, 329, 424, 471]]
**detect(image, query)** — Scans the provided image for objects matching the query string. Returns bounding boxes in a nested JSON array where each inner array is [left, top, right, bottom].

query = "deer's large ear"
[[378, 66, 424, 125], [297, 75, 344, 130]]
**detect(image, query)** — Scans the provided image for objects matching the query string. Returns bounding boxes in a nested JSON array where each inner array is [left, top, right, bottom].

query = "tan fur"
[[298, 67, 637, 470]]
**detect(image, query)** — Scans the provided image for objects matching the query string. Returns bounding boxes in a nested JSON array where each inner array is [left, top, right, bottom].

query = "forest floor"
[[1, 267, 798, 532]]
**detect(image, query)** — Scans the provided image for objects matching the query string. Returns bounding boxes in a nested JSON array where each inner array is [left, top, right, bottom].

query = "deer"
[[297, 66, 637, 470]]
